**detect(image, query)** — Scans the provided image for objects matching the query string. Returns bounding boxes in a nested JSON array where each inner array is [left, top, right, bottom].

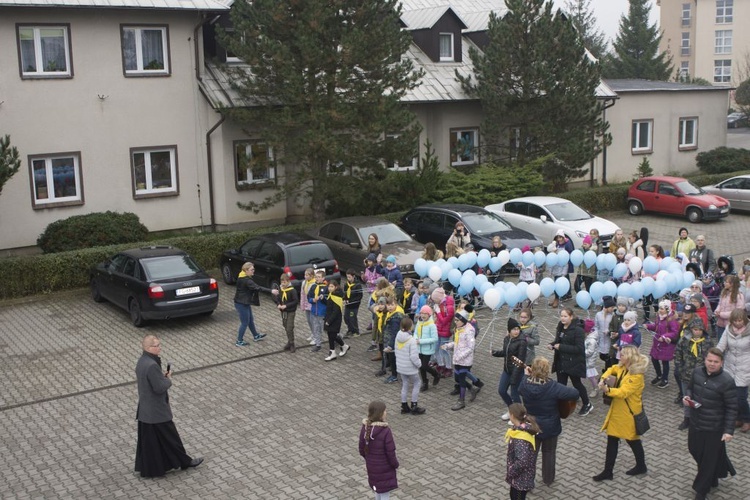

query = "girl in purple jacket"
[[505, 403, 541, 500], [359, 401, 399, 499], [645, 299, 679, 388]]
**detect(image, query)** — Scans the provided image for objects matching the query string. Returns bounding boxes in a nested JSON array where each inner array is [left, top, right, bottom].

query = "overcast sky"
[[551, 0, 661, 44]]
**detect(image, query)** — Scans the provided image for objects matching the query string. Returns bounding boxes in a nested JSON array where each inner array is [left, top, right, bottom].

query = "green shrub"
[[688, 169, 750, 187], [695, 147, 750, 174], [561, 184, 630, 212], [430, 162, 545, 206], [37, 211, 149, 253]]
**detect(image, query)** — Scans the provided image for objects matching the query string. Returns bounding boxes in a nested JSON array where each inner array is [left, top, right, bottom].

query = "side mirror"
[[540, 215, 547, 223], [230, 249, 239, 255], [349, 242, 362, 249]]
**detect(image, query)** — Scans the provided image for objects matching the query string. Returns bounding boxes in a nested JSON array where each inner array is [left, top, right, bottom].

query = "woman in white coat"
[[717, 308, 750, 432]]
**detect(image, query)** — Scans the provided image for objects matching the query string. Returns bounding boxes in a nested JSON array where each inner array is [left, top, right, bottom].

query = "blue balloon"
[[488, 257, 502, 273], [555, 277, 570, 297], [441, 261, 452, 280], [522, 251, 534, 267], [479, 282, 493, 295], [474, 273, 489, 290], [576, 290, 592, 309], [640, 276, 655, 296], [630, 281, 644, 300], [457, 253, 470, 271], [505, 286, 520, 308], [570, 249, 584, 267], [448, 269, 462, 287], [510, 248, 523, 265], [605, 253, 617, 271], [414, 258, 428, 278], [613, 263, 628, 279], [435, 258, 446, 267], [668, 262, 682, 274], [465, 251, 478, 269], [477, 249, 491, 268], [617, 282, 632, 299], [669, 273, 683, 293], [660, 257, 675, 271], [460, 270, 476, 290], [642, 256, 659, 275], [546, 252, 559, 267], [683, 271, 696, 289], [447, 257, 459, 269], [504, 281, 517, 291], [653, 280, 668, 299], [557, 249, 570, 267], [540, 277, 555, 297], [584, 250, 597, 268], [589, 281, 605, 302], [596, 253, 607, 270], [457, 285, 470, 297], [516, 281, 529, 296], [603, 280, 617, 298], [534, 251, 546, 268]]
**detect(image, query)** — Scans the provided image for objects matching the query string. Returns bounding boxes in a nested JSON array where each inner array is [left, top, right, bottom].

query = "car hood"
[[381, 242, 425, 265], [694, 193, 729, 205], [475, 228, 543, 250], [556, 216, 620, 235]]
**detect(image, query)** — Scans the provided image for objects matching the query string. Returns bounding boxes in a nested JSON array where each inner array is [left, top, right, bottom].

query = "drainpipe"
[[206, 114, 225, 231], [601, 98, 617, 185]]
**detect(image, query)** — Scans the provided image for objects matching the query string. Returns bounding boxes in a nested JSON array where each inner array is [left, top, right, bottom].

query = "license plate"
[[176, 286, 200, 296], [721, 208, 729, 213]]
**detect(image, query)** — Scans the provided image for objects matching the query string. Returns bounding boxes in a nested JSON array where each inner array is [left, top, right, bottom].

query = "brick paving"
[[1, 212, 749, 499]]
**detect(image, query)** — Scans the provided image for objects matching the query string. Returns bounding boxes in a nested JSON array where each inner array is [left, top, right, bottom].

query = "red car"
[[627, 176, 730, 223]]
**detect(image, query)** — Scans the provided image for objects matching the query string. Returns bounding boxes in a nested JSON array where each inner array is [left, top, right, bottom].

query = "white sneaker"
[[324, 350, 337, 361], [507, 420, 514, 426], [590, 388, 598, 398], [306, 336, 312, 342], [309, 339, 316, 345], [501, 412, 510, 421], [338, 344, 350, 357]]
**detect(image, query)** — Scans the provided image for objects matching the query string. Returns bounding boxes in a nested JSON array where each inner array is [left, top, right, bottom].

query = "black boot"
[[410, 402, 426, 415], [625, 439, 647, 475], [420, 382, 429, 392], [450, 384, 460, 396], [678, 417, 690, 431], [400, 402, 411, 414], [593, 437, 618, 481]]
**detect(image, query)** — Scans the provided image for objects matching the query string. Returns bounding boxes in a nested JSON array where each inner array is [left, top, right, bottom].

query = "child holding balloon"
[[574, 236, 596, 293]]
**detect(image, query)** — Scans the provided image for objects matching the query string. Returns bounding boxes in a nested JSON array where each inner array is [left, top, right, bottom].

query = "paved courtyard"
[[1, 212, 749, 499]]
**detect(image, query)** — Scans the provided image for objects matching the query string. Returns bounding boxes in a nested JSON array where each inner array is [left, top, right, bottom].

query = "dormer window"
[[439, 33, 454, 61]]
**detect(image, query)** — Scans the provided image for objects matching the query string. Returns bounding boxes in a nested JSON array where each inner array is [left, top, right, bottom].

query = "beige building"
[[658, 0, 747, 91]]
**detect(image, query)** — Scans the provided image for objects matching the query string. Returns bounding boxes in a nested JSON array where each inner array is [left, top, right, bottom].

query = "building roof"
[[400, 0, 506, 32], [402, 40, 477, 102], [400, 5, 467, 30], [604, 79, 731, 93], [0, 0, 230, 10]]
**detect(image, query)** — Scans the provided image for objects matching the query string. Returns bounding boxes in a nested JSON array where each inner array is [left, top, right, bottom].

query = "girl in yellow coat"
[[593, 345, 649, 481]]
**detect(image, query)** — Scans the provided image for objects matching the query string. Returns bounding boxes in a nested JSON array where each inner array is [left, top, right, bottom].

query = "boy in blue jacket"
[[307, 269, 328, 353]]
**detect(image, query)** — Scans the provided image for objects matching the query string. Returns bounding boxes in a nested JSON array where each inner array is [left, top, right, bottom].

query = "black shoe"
[[310, 345, 321, 353], [579, 403, 593, 416], [410, 402, 426, 415], [625, 465, 647, 476], [420, 383, 429, 392], [657, 380, 669, 389], [674, 394, 684, 405], [592, 470, 613, 482], [651, 376, 661, 385], [433, 372, 441, 386], [401, 402, 411, 414], [678, 418, 690, 431], [374, 369, 386, 377], [694, 493, 707, 500], [449, 385, 460, 396], [182, 457, 203, 470]]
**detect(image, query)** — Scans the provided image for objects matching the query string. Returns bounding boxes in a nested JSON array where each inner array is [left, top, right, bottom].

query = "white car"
[[485, 196, 621, 249]]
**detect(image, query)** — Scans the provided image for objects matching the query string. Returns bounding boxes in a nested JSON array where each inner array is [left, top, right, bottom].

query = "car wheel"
[[221, 262, 236, 285], [270, 281, 280, 294], [129, 299, 146, 327], [200, 310, 215, 317], [90, 278, 104, 303], [628, 200, 644, 216], [687, 208, 703, 223]]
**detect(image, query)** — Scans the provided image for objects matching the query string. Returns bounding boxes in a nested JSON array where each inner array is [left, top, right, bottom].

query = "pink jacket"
[[433, 296, 455, 338], [715, 293, 744, 327]]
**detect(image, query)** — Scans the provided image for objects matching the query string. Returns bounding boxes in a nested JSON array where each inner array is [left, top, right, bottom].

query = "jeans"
[[652, 358, 670, 382], [310, 315, 324, 346], [400, 373, 421, 403], [235, 302, 259, 342], [498, 370, 521, 407], [374, 492, 390, 500], [737, 386, 750, 423], [436, 337, 452, 368]]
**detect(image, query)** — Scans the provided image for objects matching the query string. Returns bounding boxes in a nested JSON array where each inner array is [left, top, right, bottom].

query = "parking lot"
[[1, 211, 749, 499]]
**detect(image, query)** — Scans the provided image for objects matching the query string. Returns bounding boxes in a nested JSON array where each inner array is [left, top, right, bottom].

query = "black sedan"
[[90, 246, 218, 327], [399, 204, 543, 252]]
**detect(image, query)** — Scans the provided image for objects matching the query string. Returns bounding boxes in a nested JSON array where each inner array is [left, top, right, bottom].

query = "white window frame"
[[29, 152, 83, 208], [680, 61, 690, 78], [17, 24, 72, 78], [714, 59, 732, 83], [631, 120, 653, 154], [681, 32, 690, 57], [679, 117, 698, 150], [716, 0, 733, 24], [715, 30, 732, 54], [385, 134, 418, 171], [234, 141, 276, 187], [681, 3, 691, 26], [121, 25, 170, 76], [450, 128, 479, 166], [439, 33, 454, 61], [224, 28, 243, 64], [131, 146, 178, 198]]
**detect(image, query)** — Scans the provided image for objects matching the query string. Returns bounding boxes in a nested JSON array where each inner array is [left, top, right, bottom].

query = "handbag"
[[624, 397, 650, 435]]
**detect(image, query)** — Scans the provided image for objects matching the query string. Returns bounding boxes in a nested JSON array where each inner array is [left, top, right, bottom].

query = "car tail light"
[[333, 260, 340, 273], [283, 266, 295, 280], [148, 285, 165, 299], [209, 278, 218, 291]]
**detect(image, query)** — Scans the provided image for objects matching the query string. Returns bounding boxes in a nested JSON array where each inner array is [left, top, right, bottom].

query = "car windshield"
[[288, 243, 334, 266], [545, 202, 592, 222], [141, 255, 201, 281], [461, 212, 511, 234], [358, 223, 412, 245], [676, 180, 704, 195]]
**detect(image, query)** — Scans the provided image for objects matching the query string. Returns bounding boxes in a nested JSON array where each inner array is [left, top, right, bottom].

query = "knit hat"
[[385, 255, 396, 264], [658, 299, 672, 311], [683, 303, 696, 313], [679, 288, 692, 299], [602, 296, 616, 308], [464, 303, 474, 314], [522, 245, 531, 253], [583, 235, 592, 245], [679, 227, 688, 236], [455, 310, 469, 324], [623, 311, 637, 323], [366, 253, 377, 262], [690, 293, 704, 305], [702, 272, 714, 281], [691, 280, 702, 289], [420, 305, 433, 316], [555, 229, 566, 238], [508, 318, 520, 331], [431, 288, 445, 302], [689, 318, 705, 331], [616, 296, 630, 307]]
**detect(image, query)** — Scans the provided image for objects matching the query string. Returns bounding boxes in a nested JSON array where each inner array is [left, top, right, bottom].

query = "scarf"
[[504, 428, 536, 451], [690, 336, 705, 357], [280, 285, 294, 303], [416, 319, 434, 339], [239, 270, 248, 278], [329, 291, 344, 313], [396, 331, 411, 350], [402, 289, 413, 309], [346, 282, 356, 299], [454, 325, 464, 345]]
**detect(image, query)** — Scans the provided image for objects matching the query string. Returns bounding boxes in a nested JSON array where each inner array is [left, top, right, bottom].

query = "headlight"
[[708, 204, 717, 209]]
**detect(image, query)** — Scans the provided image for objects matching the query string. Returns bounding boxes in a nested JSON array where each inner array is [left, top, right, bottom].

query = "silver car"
[[702, 175, 750, 211]]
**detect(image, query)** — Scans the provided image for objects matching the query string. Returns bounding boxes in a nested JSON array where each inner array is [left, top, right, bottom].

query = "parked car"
[[627, 176, 730, 223], [485, 196, 620, 249], [90, 246, 218, 327], [220, 232, 340, 289], [399, 204, 543, 252], [727, 112, 748, 128], [702, 174, 750, 211], [310, 217, 423, 275]]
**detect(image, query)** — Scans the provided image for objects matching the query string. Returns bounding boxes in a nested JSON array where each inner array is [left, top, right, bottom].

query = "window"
[[631, 120, 653, 153], [716, 0, 733, 23], [234, 141, 275, 187], [715, 30, 732, 54], [439, 33, 454, 61], [385, 134, 417, 171], [450, 128, 479, 166], [681, 32, 690, 56], [131, 146, 178, 198], [682, 3, 691, 26], [658, 182, 678, 196], [223, 29, 242, 63], [680, 61, 690, 78], [29, 152, 83, 208], [636, 180, 656, 193], [714, 59, 731, 83], [121, 25, 170, 75], [17, 25, 72, 78], [679, 117, 698, 150]]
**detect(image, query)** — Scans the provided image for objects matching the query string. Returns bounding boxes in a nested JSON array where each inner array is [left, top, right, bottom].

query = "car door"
[[338, 223, 365, 271], [108, 256, 139, 309], [98, 254, 128, 305], [737, 178, 750, 210], [716, 178, 745, 209], [656, 181, 683, 215], [253, 242, 284, 287], [231, 238, 264, 279], [501, 202, 531, 232], [317, 222, 351, 268], [633, 179, 657, 212], [526, 202, 556, 243]]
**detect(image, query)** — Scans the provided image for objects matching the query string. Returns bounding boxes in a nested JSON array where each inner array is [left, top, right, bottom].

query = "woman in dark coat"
[[492, 318, 528, 419], [519, 357, 579, 486], [551, 308, 592, 415], [234, 262, 276, 346], [359, 401, 399, 499]]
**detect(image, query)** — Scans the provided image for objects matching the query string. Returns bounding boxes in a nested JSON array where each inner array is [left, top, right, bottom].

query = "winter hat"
[[683, 303, 696, 313], [422, 278, 434, 287], [455, 310, 469, 324], [555, 229, 566, 238], [690, 293, 704, 305], [508, 318, 521, 331], [366, 253, 377, 262], [420, 305, 433, 316], [602, 296, 616, 308], [522, 245, 531, 253], [431, 288, 445, 302], [692, 280, 702, 289], [385, 255, 396, 264], [679, 288, 692, 299], [464, 304, 474, 314], [616, 296, 631, 307], [428, 283, 439, 295], [686, 263, 702, 278], [658, 299, 672, 310], [702, 272, 714, 281], [583, 235, 592, 245], [689, 318, 705, 331], [623, 311, 637, 323], [678, 227, 688, 236]]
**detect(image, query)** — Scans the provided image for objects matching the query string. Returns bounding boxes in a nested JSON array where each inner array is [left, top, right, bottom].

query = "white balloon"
[[526, 283, 541, 302], [498, 250, 510, 266], [428, 265, 442, 282], [483, 288, 501, 310], [629, 256, 642, 274]]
